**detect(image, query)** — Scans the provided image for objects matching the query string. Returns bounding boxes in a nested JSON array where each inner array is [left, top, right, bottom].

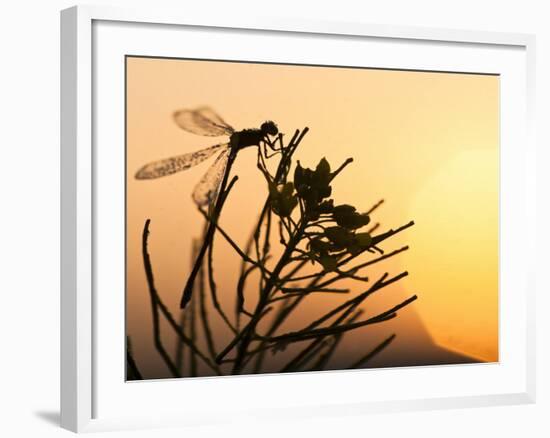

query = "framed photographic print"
[[61, 5, 536, 433]]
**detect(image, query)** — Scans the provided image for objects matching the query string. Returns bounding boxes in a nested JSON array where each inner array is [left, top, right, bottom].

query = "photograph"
[[125, 56, 499, 380]]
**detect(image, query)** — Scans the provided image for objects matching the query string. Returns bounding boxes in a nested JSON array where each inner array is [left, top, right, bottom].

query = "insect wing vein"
[[135, 143, 229, 179], [192, 148, 231, 207], [173, 106, 234, 137]]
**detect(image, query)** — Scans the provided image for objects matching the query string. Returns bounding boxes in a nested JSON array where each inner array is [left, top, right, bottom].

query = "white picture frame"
[[60, 4, 536, 433]]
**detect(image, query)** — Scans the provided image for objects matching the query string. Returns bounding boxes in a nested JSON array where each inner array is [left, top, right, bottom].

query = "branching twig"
[[139, 125, 418, 379], [260, 295, 417, 345]]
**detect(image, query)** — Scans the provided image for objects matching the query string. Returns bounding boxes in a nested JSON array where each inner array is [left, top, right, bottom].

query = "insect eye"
[[262, 121, 278, 136]]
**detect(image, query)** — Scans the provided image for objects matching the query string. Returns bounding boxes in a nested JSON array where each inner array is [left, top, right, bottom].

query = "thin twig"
[[175, 310, 186, 374], [329, 158, 354, 182], [280, 287, 349, 294], [206, 237, 237, 334], [312, 246, 409, 291], [307, 310, 363, 372], [366, 222, 380, 234], [366, 199, 384, 215], [306, 271, 408, 331], [199, 240, 217, 360], [250, 297, 299, 373], [265, 296, 417, 348], [198, 207, 272, 277], [249, 243, 404, 367], [348, 334, 396, 369], [189, 279, 198, 377], [180, 153, 239, 309], [126, 336, 143, 380], [231, 217, 308, 372], [144, 225, 181, 378], [336, 221, 414, 267], [280, 225, 412, 284], [236, 264, 258, 315], [142, 219, 220, 374], [268, 289, 349, 303], [280, 308, 363, 373]]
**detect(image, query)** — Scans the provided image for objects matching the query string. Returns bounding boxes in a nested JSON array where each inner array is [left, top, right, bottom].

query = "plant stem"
[[366, 199, 385, 215], [198, 237, 217, 361], [126, 336, 143, 380], [263, 296, 416, 344], [175, 310, 186, 374], [223, 128, 309, 354], [189, 273, 198, 377], [144, 223, 181, 378], [180, 151, 237, 308], [308, 310, 363, 372], [142, 219, 220, 374], [229, 220, 307, 372], [306, 271, 408, 331], [348, 334, 396, 369]]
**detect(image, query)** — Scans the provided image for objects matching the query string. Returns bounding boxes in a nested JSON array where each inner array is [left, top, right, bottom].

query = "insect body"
[[135, 107, 279, 308], [230, 125, 278, 150]]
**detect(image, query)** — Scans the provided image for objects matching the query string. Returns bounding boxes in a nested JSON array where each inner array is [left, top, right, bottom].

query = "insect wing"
[[135, 143, 228, 179], [173, 106, 235, 137], [192, 148, 231, 206]]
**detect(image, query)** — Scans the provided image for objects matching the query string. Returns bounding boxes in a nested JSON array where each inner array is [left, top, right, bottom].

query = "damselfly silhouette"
[[135, 107, 280, 308]]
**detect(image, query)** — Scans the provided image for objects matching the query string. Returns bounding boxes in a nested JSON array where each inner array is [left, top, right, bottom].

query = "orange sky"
[[126, 56, 499, 378]]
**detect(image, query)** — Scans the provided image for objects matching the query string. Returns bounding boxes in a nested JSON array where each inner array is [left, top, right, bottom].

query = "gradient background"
[[126, 56, 499, 379]]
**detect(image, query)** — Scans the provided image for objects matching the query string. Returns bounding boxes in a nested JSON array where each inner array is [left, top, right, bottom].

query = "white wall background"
[[0, 0, 547, 436]]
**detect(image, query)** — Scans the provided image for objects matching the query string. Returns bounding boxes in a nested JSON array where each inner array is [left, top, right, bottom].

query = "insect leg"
[[262, 135, 284, 158], [275, 133, 285, 151], [257, 145, 271, 178], [262, 135, 277, 151], [264, 143, 282, 158]]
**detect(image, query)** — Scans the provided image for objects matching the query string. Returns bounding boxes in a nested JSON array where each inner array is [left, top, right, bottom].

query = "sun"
[[407, 149, 499, 362]]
